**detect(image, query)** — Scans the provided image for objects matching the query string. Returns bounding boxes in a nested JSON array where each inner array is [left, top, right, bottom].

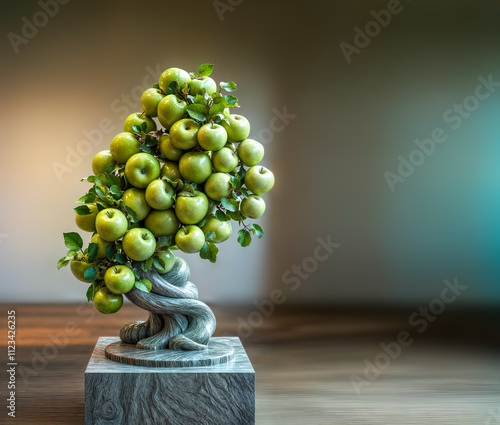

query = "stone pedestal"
[[85, 337, 255, 425]]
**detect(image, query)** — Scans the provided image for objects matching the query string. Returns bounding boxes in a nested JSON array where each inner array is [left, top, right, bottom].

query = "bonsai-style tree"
[[57, 64, 274, 351]]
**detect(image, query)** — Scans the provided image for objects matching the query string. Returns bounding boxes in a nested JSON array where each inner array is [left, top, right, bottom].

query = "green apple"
[[221, 114, 250, 142], [244, 166, 275, 195], [154, 250, 175, 274], [175, 225, 205, 253], [125, 153, 161, 189], [202, 217, 232, 243], [144, 208, 179, 236], [175, 191, 209, 225], [241, 195, 266, 219], [179, 152, 212, 184], [140, 88, 164, 117], [92, 150, 116, 175], [204, 172, 231, 201], [122, 188, 151, 221], [237, 139, 264, 166], [104, 265, 135, 295], [124, 112, 157, 133], [158, 134, 184, 161], [157, 94, 187, 130], [161, 161, 182, 182], [75, 204, 98, 233], [212, 147, 238, 172], [188, 76, 217, 96], [145, 179, 174, 210], [91, 234, 112, 259], [96, 208, 128, 242], [110, 132, 141, 164], [170, 118, 200, 150], [122, 228, 157, 261], [159, 67, 191, 93], [224, 142, 236, 152], [94, 288, 123, 314], [70, 259, 93, 283], [197, 123, 228, 151]]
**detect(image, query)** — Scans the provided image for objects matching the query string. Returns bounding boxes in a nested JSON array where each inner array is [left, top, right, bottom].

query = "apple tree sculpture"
[[57, 64, 274, 351]]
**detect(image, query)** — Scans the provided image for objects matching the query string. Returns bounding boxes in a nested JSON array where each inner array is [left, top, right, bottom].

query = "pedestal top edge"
[[85, 336, 255, 374]]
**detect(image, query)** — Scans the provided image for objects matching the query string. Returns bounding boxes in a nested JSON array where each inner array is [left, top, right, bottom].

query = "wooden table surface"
[[0, 303, 499, 424]]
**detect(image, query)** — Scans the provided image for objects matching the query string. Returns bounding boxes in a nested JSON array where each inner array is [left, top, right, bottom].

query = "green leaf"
[[106, 173, 122, 188], [198, 64, 214, 77], [95, 185, 107, 198], [74, 205, 92, 216], [84, 266, 98, 282], [57, 257, 70, 270], [86, 284, 94, 302], [132, 124, 141, 133], [220, 197, 238, 212], [76, 193, 95, 204], [197, 216, 210, 228], [215, 210, 228, 222], [167, 80, 179, 95], [109, 185, 121, 200], [106, 243, 117, 260], [239, 188, 249, 198], [209, 103, 226, 118], [249, 223, 264, 238], [230, 175, 242, 190], [87, 243, 99, 263], [105, 163, 116, 173], [223, 95, 239, 107], [140, 144, 152, 154], [145, 134, 158, 147], [153, 255, 166, 269], [123, 205, 138, 222], [141, 121, 148, 132], [194, 94, 206, 105], [158, 235, 173, 248], [153, 83, 160, 90], [115, 253, 127, 265], [199, 241, 219, 263], [133, 267, 141, 280], [237, 229, 252, 247], [141, 257, 154, 272], [135, 279, 152, 293], [226, 210, 240, 221], [64, 232, 83, 251], [205, 231, 216, 242], [95, 174, 107, 186], [220, 81, 237, 92], [186, 104, 208, 122], [82, 175, 96, 183]]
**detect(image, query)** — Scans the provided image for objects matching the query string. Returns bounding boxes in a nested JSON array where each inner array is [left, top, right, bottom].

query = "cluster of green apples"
[[57, 64, 274, 314]]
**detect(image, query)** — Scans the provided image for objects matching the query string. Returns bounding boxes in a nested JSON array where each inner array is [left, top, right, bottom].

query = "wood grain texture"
[[104, 338, 235, 367], [1, 304, 499, 424], [86, 337, 254, 424]]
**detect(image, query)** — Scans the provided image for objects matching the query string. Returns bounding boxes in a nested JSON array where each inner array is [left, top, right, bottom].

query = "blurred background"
[[3, 1, 500, 424], [2, 0, 500, 307]]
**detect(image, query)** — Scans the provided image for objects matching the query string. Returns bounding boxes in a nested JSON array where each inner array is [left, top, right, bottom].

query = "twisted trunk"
[[120, 257, 216, 351]]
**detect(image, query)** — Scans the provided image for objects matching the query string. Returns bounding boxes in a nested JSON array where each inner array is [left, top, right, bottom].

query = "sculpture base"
[[85, 337, 255, 425], [105, 339, 235, 367]]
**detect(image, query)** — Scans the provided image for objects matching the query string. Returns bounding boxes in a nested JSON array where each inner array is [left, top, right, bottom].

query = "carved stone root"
[[119, 257, 216, 351]]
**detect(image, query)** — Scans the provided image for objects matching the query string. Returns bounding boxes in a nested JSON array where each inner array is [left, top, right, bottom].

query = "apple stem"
[[181, 225, 188, 235]]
